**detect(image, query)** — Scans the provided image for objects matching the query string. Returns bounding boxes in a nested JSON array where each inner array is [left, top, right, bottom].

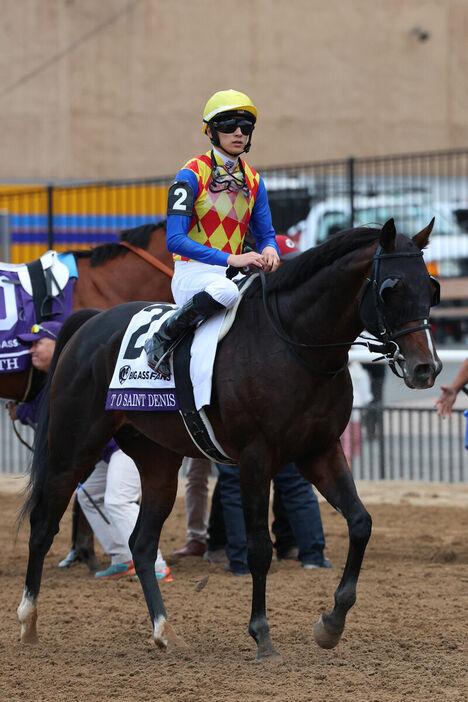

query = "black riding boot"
[[145, 291, 224, 377]]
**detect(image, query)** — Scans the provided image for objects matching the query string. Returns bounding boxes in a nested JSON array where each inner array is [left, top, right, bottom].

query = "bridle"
[[258, 243, 440, 378], [358, 245, 440, 377]]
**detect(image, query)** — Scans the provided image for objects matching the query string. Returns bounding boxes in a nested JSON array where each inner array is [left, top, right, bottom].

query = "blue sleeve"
[[166, 168, 230, 266], [100, 438, 119, 464], [249, 177, 279, 255], [16, 389, 43, 426]]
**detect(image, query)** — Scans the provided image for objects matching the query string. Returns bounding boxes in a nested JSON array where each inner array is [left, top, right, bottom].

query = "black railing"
[[2, 147, 468, 257], [1, 405, 466, 481], [348, 407, 467, 482]]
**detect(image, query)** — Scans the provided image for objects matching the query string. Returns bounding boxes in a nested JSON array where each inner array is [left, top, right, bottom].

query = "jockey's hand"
[[434, 386, 457, 418], [261, 245, 280, 272], [227, 251, 264, 269], [6, 401, 18, 421]]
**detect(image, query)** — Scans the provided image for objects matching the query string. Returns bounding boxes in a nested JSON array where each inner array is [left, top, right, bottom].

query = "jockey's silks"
[[173, 151, 260, 262]]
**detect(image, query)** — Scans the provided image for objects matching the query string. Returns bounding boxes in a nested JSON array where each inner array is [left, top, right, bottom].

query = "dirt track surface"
[[1, 477, 467, 702]]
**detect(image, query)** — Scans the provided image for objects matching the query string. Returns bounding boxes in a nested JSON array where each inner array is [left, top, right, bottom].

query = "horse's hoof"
[[154, 617, 186, 653], [255, 647, 281, 663], [20, 624, 39, 645], [313, 614, 342, 649]]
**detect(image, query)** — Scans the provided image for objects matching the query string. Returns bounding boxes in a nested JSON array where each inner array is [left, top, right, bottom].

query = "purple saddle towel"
[[0, 257, 75, 373]]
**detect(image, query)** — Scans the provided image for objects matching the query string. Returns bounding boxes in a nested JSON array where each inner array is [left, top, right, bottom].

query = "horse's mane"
[[257, 226, 381, 295], [66, 221, 166, 267]]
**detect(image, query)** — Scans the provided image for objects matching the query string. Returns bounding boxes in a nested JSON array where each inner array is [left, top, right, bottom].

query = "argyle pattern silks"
[[173, 153, 260, 262]]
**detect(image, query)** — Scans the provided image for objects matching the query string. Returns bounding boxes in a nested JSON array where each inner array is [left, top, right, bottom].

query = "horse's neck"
[[281, 249, 372, 346], [73, 249, 173, 310]]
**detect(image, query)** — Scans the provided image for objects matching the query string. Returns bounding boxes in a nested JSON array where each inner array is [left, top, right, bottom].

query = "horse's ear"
[[380, 218, 396, 252], [412, 217, 435, 251]]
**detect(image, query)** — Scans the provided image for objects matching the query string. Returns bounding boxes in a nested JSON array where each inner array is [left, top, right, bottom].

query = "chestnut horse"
[[18, 220, 441, 659], [0, 222, 173, 402]]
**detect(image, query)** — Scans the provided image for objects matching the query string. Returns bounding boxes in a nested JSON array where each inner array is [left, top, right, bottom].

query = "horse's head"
[[359, 218, 442, 388]]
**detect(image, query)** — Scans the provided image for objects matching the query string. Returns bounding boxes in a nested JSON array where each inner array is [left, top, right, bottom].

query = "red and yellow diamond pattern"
[[174, 153, 260, 261]]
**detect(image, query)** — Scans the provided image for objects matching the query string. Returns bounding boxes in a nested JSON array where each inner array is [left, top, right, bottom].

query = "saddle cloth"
[[106, 274, 257, 413], [0, 251, 75, 373], [106, 304, 225, 412]]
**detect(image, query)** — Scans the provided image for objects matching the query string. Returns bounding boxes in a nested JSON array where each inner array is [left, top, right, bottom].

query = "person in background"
[[434, 358, 468, 418], [6, 321, 62, 428], [76, 442, 172, 581], [7, 321, 171, 582], [206, 460, 331, 576]]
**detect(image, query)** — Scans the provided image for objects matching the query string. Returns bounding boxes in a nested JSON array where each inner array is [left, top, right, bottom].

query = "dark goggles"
[[212, 118, 255, 135]]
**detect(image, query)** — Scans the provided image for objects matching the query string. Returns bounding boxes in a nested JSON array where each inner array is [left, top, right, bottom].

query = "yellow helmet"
[[202, 89, 258, 133]]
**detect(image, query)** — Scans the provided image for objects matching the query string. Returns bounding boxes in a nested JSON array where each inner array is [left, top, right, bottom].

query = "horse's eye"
[[378, 277, 401, 304]]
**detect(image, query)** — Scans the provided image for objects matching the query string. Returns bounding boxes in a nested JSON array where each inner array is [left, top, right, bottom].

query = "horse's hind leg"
[[297, 442, 372, 650], [19, 473, 80, 644], [239, 450, 280, 661], [118, 437, 184, 652]]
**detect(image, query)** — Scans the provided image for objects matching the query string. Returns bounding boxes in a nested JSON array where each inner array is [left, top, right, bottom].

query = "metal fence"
[[1, 406, 466, 482], [343, 406, 467, 482], [1, 147, 468, 263]]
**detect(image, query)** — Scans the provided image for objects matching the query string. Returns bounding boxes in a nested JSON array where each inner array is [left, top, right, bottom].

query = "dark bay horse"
[[18, 219, 441, 659], [0, 222, 173, 402]]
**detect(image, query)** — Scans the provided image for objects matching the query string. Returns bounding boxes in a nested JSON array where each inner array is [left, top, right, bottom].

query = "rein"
[[119, 241, 174, 278], [259, 243, 434, 377]]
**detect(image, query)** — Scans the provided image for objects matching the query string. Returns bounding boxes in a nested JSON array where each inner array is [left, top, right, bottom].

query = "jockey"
[[145, 88, 280, 376]]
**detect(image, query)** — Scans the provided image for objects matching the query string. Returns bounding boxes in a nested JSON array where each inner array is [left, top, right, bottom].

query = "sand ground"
[[1, 475, 467, 702]]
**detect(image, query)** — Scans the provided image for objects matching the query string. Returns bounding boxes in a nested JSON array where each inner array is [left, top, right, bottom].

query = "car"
[[289, 195, 468, 277]]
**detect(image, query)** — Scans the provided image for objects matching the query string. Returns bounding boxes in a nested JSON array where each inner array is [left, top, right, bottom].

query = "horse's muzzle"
[[398, 355, 442, 389]]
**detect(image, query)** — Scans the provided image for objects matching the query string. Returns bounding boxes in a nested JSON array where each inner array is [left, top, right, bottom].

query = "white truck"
[[288, 195, 468, 278]]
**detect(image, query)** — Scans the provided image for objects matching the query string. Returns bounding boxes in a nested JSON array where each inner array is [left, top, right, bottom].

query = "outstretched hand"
[[434, 386, 457, 418]]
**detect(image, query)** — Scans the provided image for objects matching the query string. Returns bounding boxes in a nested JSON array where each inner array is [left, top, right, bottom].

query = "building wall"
[[0, 0, 467, 181]]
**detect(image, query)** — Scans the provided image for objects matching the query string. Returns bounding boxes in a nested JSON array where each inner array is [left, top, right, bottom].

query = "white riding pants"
[[172, 261, 232, 541], [77, 450, 166, 570], [172, 260, 240, 307]]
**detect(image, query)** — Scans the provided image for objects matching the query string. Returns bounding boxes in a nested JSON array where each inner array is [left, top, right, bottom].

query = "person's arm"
[[249, 178, 280, 271], [15, 395, 40, 426], [434, 358, 468, 418]]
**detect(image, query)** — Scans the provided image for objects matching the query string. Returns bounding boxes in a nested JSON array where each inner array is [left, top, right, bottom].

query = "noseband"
[[259, 242, 440, 377]]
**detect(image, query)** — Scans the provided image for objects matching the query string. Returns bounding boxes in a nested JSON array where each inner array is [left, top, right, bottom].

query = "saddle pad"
[[106, 303, 226, 411]]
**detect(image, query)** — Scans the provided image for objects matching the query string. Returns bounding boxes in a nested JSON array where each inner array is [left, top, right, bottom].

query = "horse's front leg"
[[239, 454, 279, 662], [297, 442, 372, 649]]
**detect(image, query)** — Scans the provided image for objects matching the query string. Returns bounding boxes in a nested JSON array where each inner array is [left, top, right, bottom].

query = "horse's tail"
[[18, 308, 102, 526]]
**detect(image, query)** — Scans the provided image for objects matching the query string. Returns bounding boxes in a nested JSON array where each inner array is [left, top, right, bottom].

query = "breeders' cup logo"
[[119, 365, 131, 384]]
